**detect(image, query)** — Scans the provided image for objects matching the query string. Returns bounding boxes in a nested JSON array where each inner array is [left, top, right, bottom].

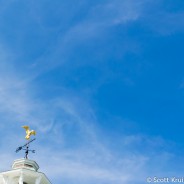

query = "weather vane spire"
[[15, 125, 36, 159]]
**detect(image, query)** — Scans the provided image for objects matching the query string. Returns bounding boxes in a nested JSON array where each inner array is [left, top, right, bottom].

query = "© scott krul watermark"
[[146, 177, 184, 183]]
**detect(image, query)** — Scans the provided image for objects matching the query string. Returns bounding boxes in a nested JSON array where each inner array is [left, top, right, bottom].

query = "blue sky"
[[0, 0, 184, 183]]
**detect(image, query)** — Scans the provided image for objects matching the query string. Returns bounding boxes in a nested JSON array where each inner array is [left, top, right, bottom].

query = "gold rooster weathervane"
[[15, 125, 36, 159], [22, 125, 36, 140]]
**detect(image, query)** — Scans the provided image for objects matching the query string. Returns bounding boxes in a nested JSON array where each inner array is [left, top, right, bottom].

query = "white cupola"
[[0, 158, 51, 184]]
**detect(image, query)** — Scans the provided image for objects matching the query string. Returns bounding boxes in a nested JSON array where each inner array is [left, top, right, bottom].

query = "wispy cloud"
[[37, 132, 176, 184], [0, 51, 175, 183], [0, 63, 179, 184], [19, 0, 146, 74]]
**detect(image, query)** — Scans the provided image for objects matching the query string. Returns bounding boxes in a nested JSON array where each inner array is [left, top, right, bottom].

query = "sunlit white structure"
[[0, 158, 51, 184]]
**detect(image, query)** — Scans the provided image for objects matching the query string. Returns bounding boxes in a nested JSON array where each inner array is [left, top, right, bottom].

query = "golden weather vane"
[[15, 125, 36, 159], [22, 125, 36, 140]]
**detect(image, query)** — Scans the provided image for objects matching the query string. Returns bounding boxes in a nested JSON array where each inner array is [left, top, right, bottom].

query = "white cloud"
[[0, 55, 168, 183], [36, 133, 176, 184], [0, 66, 177, 184], [52, 0, 143, 46], [18, 0, 146, 74]]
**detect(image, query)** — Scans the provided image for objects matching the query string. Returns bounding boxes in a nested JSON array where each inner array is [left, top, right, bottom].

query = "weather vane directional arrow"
[[15, 125, 36, 159]]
